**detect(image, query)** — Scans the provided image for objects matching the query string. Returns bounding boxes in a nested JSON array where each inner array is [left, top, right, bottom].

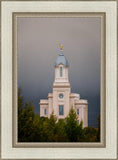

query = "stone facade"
[[40, 47, 88, 127]]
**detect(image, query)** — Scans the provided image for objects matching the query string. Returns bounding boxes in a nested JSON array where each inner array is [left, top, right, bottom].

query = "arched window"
[[60, 67, 63, 77]]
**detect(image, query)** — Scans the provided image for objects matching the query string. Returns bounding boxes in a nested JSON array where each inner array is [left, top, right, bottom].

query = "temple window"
[[59, 105, 64, 115], [60, 67, 63, 77], [77, 109, 79, 115], [44, 109, 47, 115]]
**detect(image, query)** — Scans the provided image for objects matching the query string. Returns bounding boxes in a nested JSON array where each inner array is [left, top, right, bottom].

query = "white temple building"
[[40, 45, 88, 127]]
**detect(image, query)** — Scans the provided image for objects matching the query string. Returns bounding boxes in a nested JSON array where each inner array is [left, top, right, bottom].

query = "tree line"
[[18, 88, 100, 142]]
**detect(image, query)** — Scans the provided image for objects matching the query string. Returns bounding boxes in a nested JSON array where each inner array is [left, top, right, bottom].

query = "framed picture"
[[1, 0, 117, 159], [13, 12, 103, 147]]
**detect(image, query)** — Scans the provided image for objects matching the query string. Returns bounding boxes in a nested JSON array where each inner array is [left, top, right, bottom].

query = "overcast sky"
[[18, 17, 101, 128]]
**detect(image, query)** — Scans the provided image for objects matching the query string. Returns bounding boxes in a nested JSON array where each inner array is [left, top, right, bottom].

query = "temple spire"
[[55, 45, 68, 67], [60, 44, 63, 52]]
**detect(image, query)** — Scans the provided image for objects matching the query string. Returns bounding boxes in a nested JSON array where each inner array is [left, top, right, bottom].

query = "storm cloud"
[[18, 17, 101, 128]]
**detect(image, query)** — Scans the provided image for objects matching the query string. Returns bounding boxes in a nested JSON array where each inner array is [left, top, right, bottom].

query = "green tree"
[[83, 126, 97, 142], [18, 101, 35, 142], [43, 113, 57, 142], [18, 87, 24, 113], [55, 119, 68, 142], [18, 88, 39, 142], [96, 114, 100, 142], [18, 87, 25, 141], [65, 108, 80, 142], [77, 121, 85, 142], [18, 88, 99, 142]]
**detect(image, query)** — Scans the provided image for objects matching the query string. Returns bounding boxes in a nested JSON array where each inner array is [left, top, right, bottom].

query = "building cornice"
[[48, 95, 53, 98], [75, 103, 88, 105], [48, 93, 53, 98], [39, 99, 48, 105], [53, 85, 71, 88], [53, 82, 70, 88], [39, 102, 49, 105]]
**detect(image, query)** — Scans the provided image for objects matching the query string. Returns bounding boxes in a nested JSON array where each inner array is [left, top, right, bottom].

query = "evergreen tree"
[[43, 113, 57, 142], [55, 119, 68, 142], [65, 108, 80, 142], [18, 88, 100, 142], [83, 126, 97, 142], [18, 88, 38, 142], [96, 114, 100, 142]]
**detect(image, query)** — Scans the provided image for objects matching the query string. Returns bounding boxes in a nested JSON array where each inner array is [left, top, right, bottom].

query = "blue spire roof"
[[54, 52, 69, 67]]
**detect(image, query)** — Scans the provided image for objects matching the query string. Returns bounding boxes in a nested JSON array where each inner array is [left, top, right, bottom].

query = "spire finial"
[[60, 44, 63, 52]]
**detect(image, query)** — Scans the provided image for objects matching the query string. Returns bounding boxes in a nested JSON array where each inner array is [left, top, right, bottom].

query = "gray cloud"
[[18, 17, 101, 127]]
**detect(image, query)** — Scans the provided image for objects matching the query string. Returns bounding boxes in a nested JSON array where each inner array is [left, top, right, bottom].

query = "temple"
[[39, 45, 88, 127]]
